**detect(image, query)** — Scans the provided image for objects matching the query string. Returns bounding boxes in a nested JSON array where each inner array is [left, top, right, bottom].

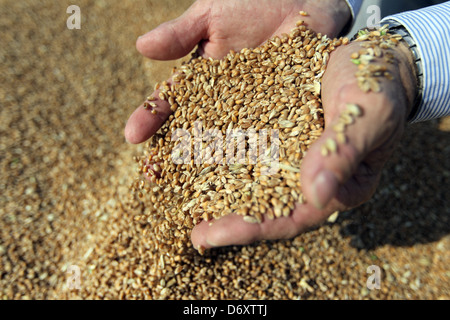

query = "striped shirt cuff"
[[344, 0, 363, 21], [381, 2, 450, 123]]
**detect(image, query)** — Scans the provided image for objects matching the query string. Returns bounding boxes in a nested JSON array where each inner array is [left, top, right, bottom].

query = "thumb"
[[136, 2, 209, 60], [301, 97, 393, 211]]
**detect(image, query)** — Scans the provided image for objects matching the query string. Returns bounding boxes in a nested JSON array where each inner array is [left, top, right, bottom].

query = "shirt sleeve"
[[381, 1, 450, 123], [344, 0, 363, 21]]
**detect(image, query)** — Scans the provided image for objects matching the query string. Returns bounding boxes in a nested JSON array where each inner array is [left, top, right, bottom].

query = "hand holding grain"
[[192, 39, 418, 248], [124, 0, 417, 249]]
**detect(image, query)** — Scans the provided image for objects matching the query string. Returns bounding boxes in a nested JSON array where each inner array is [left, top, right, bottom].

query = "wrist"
[[395, 40, 420, 121], [347, 24, 420, 122]]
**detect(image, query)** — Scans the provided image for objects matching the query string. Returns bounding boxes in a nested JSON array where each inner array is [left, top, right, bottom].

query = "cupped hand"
[[124, 0, 417, 250], [191, 40, 418, 248]]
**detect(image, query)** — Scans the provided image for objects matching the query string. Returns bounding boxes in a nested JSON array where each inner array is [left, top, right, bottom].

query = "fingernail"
[[311, 169, 338, 210], [206, 233, 219, 248], [206, 239, 218, 248], [138, 31, 151, 40]]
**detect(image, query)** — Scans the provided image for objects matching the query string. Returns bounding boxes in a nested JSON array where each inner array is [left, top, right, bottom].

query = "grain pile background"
[[1, 0, 449, 300]]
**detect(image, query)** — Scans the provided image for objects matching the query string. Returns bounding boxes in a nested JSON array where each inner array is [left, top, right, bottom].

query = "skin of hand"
[[124, 0, 418, 249]]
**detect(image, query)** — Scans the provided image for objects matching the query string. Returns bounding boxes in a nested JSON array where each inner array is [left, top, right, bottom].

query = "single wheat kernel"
[[345, 103, 362, 117], [339, 113, 354, 125], [243, 216, 259, 224], [327, 211, 340, 223], [332, 122, 346, 133], [321, 144, 329, 156], [336, 132, 347, 144], [325, 138, 337, 154], [197, 245, 205, 255], [158, 92, 166, 100], [350, 52, 359, 59], [282, 206, 291, 217], [368, 78, 381, 92], [153, 164, 161, 172]]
